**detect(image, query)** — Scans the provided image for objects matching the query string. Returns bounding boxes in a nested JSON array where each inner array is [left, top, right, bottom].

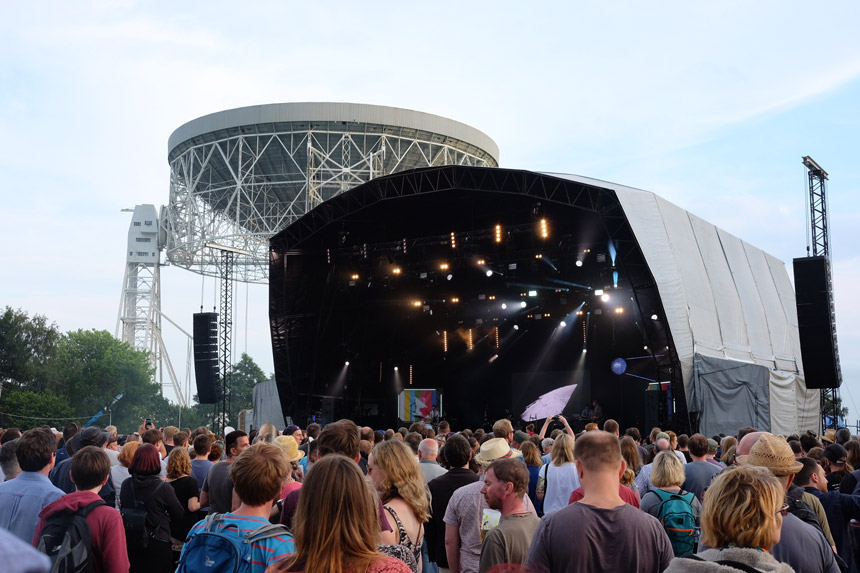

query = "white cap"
[[224, 426, 235, 435]]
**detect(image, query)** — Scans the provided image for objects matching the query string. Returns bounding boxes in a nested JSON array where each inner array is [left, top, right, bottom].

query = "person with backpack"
[[33, 445, 129, 573], [177, 442, 295, 573], [640, 450, 702, 557], [119, 443, 183, 573]]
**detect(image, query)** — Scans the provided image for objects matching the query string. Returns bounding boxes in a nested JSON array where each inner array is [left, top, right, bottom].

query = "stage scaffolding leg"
[[219, 250, 234, 434]]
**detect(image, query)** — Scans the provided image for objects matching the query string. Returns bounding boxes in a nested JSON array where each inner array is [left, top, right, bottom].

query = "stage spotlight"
[[447, 274, 453, 281], [450, 232, 456, 249], [594, 289, 604, 296], [393, 267, 402, 275], [477, 258, 486, 265], [528, 290, 537, 297], [486, 270, 494, 277], [494, 224, 502, 243], [345, 361, 349, 366], [501, 303, 507, 310], [412, 300, 422, 307], [601, 294, 610, 302], [513, 324, 520, 331], [575, 260, 583, 267], [614, 307, 624, 314], [539, 218, 549, 239], [560, 320, 567, 327], [520, 301, 527, 308], [394, 366, 399, 372], [440, 263, 449, 270], [451, 297, 460, 303], [651, 314, 658, 320], [582, 348, 587, 353], [351, 273, 359, 280]]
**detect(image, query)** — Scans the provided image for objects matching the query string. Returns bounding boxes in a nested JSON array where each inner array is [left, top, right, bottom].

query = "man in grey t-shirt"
[[681, 434, 722, 502], [525, 431, 673, 573], [201, 430, 249, 513]]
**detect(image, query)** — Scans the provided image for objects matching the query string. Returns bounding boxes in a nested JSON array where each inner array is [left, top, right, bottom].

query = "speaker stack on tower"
[[193, 312, 222, 403], [793, 256, 842, 389]]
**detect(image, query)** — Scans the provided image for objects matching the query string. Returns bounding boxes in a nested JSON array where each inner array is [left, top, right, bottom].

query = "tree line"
[[0, 306, 268, 432]]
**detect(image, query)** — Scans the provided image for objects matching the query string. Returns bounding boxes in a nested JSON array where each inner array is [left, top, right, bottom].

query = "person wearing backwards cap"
[[821, 443, 852, 492], [443, 438, 537, 573], [738, 433, 840, 573]]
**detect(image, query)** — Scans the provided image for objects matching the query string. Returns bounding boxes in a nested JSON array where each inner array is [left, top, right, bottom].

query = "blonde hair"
[[701, 466, 784, 550], [166, 446, 192, 479], [370, 440, 430, 522], [118, 441, 140, 468], [650, 450, 685, 488], [271, 455, 385, 573], [550, 433, 575, 467]]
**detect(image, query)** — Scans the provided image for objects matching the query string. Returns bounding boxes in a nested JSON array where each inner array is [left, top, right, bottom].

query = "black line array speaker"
[[193, 312, 222, 403], [794, 256, 842, 389]]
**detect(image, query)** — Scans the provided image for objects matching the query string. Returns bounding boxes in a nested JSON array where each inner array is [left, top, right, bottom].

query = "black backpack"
[[35, 500, 105, 573], [121, 479, 163, 548]]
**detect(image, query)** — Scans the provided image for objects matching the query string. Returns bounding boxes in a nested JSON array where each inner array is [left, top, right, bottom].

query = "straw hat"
[[474, 438, 513, 466], [274, 435, 305, 463], [737, 433, 802, 476], [822, 429, 837, 445]]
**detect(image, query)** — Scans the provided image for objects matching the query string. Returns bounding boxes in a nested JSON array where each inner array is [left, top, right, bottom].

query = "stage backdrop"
[[397, 389, 439, 423]]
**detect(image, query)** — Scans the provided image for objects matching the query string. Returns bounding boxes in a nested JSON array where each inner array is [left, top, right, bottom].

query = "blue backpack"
[[652, 488, 698, 556], [177, 513, 291, 573]]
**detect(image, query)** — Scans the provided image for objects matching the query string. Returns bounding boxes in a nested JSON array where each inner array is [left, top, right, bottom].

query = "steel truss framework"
[[117, 262, 187, 407], [167, 124, 497, 283], [270, 166, 690, 433]]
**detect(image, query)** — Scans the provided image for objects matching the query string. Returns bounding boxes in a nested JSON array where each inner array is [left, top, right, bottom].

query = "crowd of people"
[[0, 415, 858, 572]]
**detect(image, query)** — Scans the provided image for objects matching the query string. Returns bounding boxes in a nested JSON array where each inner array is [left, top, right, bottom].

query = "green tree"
[[0, 306, 60, 391], [48, 329, 158, 433], [0, 389, 76, 430], [225, 353, 267, 422]]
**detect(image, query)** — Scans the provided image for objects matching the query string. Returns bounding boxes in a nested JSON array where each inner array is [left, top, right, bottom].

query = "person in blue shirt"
[[0, 428, 64, 543]]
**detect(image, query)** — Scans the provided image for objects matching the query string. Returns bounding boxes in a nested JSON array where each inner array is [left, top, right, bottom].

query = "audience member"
[[200, 429, 249, 514], [189, 433, 213, 496], [664, 466, 792, 572], [418, 438, 447, 484], [682, 434, 723, 502], [479, 458, 540, 572], [0, 428, 64, 543], [165, 447, 201, 561], [525, 431, 673, 572], [33, 446, 129, 573], [267, 454, 409, 573], [0, 438, 22, 481], [536, 433, 580, 514]]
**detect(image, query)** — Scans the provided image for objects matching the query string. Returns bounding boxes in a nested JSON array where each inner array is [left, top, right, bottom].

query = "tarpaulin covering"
[[252, 379, 286, 431]]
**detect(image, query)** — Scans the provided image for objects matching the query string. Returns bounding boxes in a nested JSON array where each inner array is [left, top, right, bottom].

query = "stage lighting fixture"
[[468, 329, 473, 350], [443, 330, 448, 352], [651, 314, 659, 320], [508, 263, 517, 270], [447, 274, 453, 281], [486, 270, 494, 277], [494, 224, 502, 243], [513, 324, 520, 331], [412, 300, 422, 307], [560, 320, 567, 327], [488, 295, 496, 300], [450, 232, 456, 249], [594, 289, 604, 296], [644, 345, 648, 350], [582, 348, 587, 353], [520, 301, 528, 308], [451, 297, 460, 303], [477, 259, 486, 265], [601, 294, 610, 302], [393, 267, 402, 275], [614, 307, 624, 314], [577, 310, 584, 316], [345, 361, 350, 366], [394, 366, 399, 371], [528, 291, 537, 297], [439, 263, 449, 271], [539, 218, 549, 239], [501, 303, 507, 310], [351, 273, 359, 280], [535, 254, 543, 259], [575, 260, 583, 267]]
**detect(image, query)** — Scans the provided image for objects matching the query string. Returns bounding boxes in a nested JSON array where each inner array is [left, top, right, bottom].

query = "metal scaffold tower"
[[801, 156, 843, 428], [116, 204, 189, 407]]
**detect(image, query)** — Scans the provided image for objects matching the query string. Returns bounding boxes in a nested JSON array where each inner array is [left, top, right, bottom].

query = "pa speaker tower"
[[193, 312, 222, 403], [794, 256, 842, 389]]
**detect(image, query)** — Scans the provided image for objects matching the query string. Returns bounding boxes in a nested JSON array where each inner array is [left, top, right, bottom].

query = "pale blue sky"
[[2, 2, 859, 423]]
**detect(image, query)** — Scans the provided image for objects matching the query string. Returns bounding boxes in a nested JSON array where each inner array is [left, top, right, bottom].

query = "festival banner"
[[397, 389, 438, 422]]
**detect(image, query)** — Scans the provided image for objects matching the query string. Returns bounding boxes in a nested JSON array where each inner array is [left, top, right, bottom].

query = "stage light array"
[[495, 224, 502, 243], [539, 218, 549, 238]]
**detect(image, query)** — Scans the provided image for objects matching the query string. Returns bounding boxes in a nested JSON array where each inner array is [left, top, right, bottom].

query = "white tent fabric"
[[544, 173, 819, 436]]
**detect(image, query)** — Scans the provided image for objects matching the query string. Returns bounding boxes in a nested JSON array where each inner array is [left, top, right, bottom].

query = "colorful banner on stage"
[[397, 389, 438, 422]]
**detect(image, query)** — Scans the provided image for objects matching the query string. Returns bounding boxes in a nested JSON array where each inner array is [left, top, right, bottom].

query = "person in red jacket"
[[33, 445, 129, 573]]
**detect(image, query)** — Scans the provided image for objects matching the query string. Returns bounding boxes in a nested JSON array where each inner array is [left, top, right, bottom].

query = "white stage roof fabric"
[[548, 173, 819, 435]]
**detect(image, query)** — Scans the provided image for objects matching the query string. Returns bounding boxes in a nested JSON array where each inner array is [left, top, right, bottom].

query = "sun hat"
[[474, 437, 514, 466], [67, 427, 109, 456], [737, 433, 802, 476], [822, 429, 837, 445], [274, 435, 305, 462]]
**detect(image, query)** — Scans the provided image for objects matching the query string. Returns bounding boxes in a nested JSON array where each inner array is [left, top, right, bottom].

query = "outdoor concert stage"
[[269, 166, 818, 436]]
